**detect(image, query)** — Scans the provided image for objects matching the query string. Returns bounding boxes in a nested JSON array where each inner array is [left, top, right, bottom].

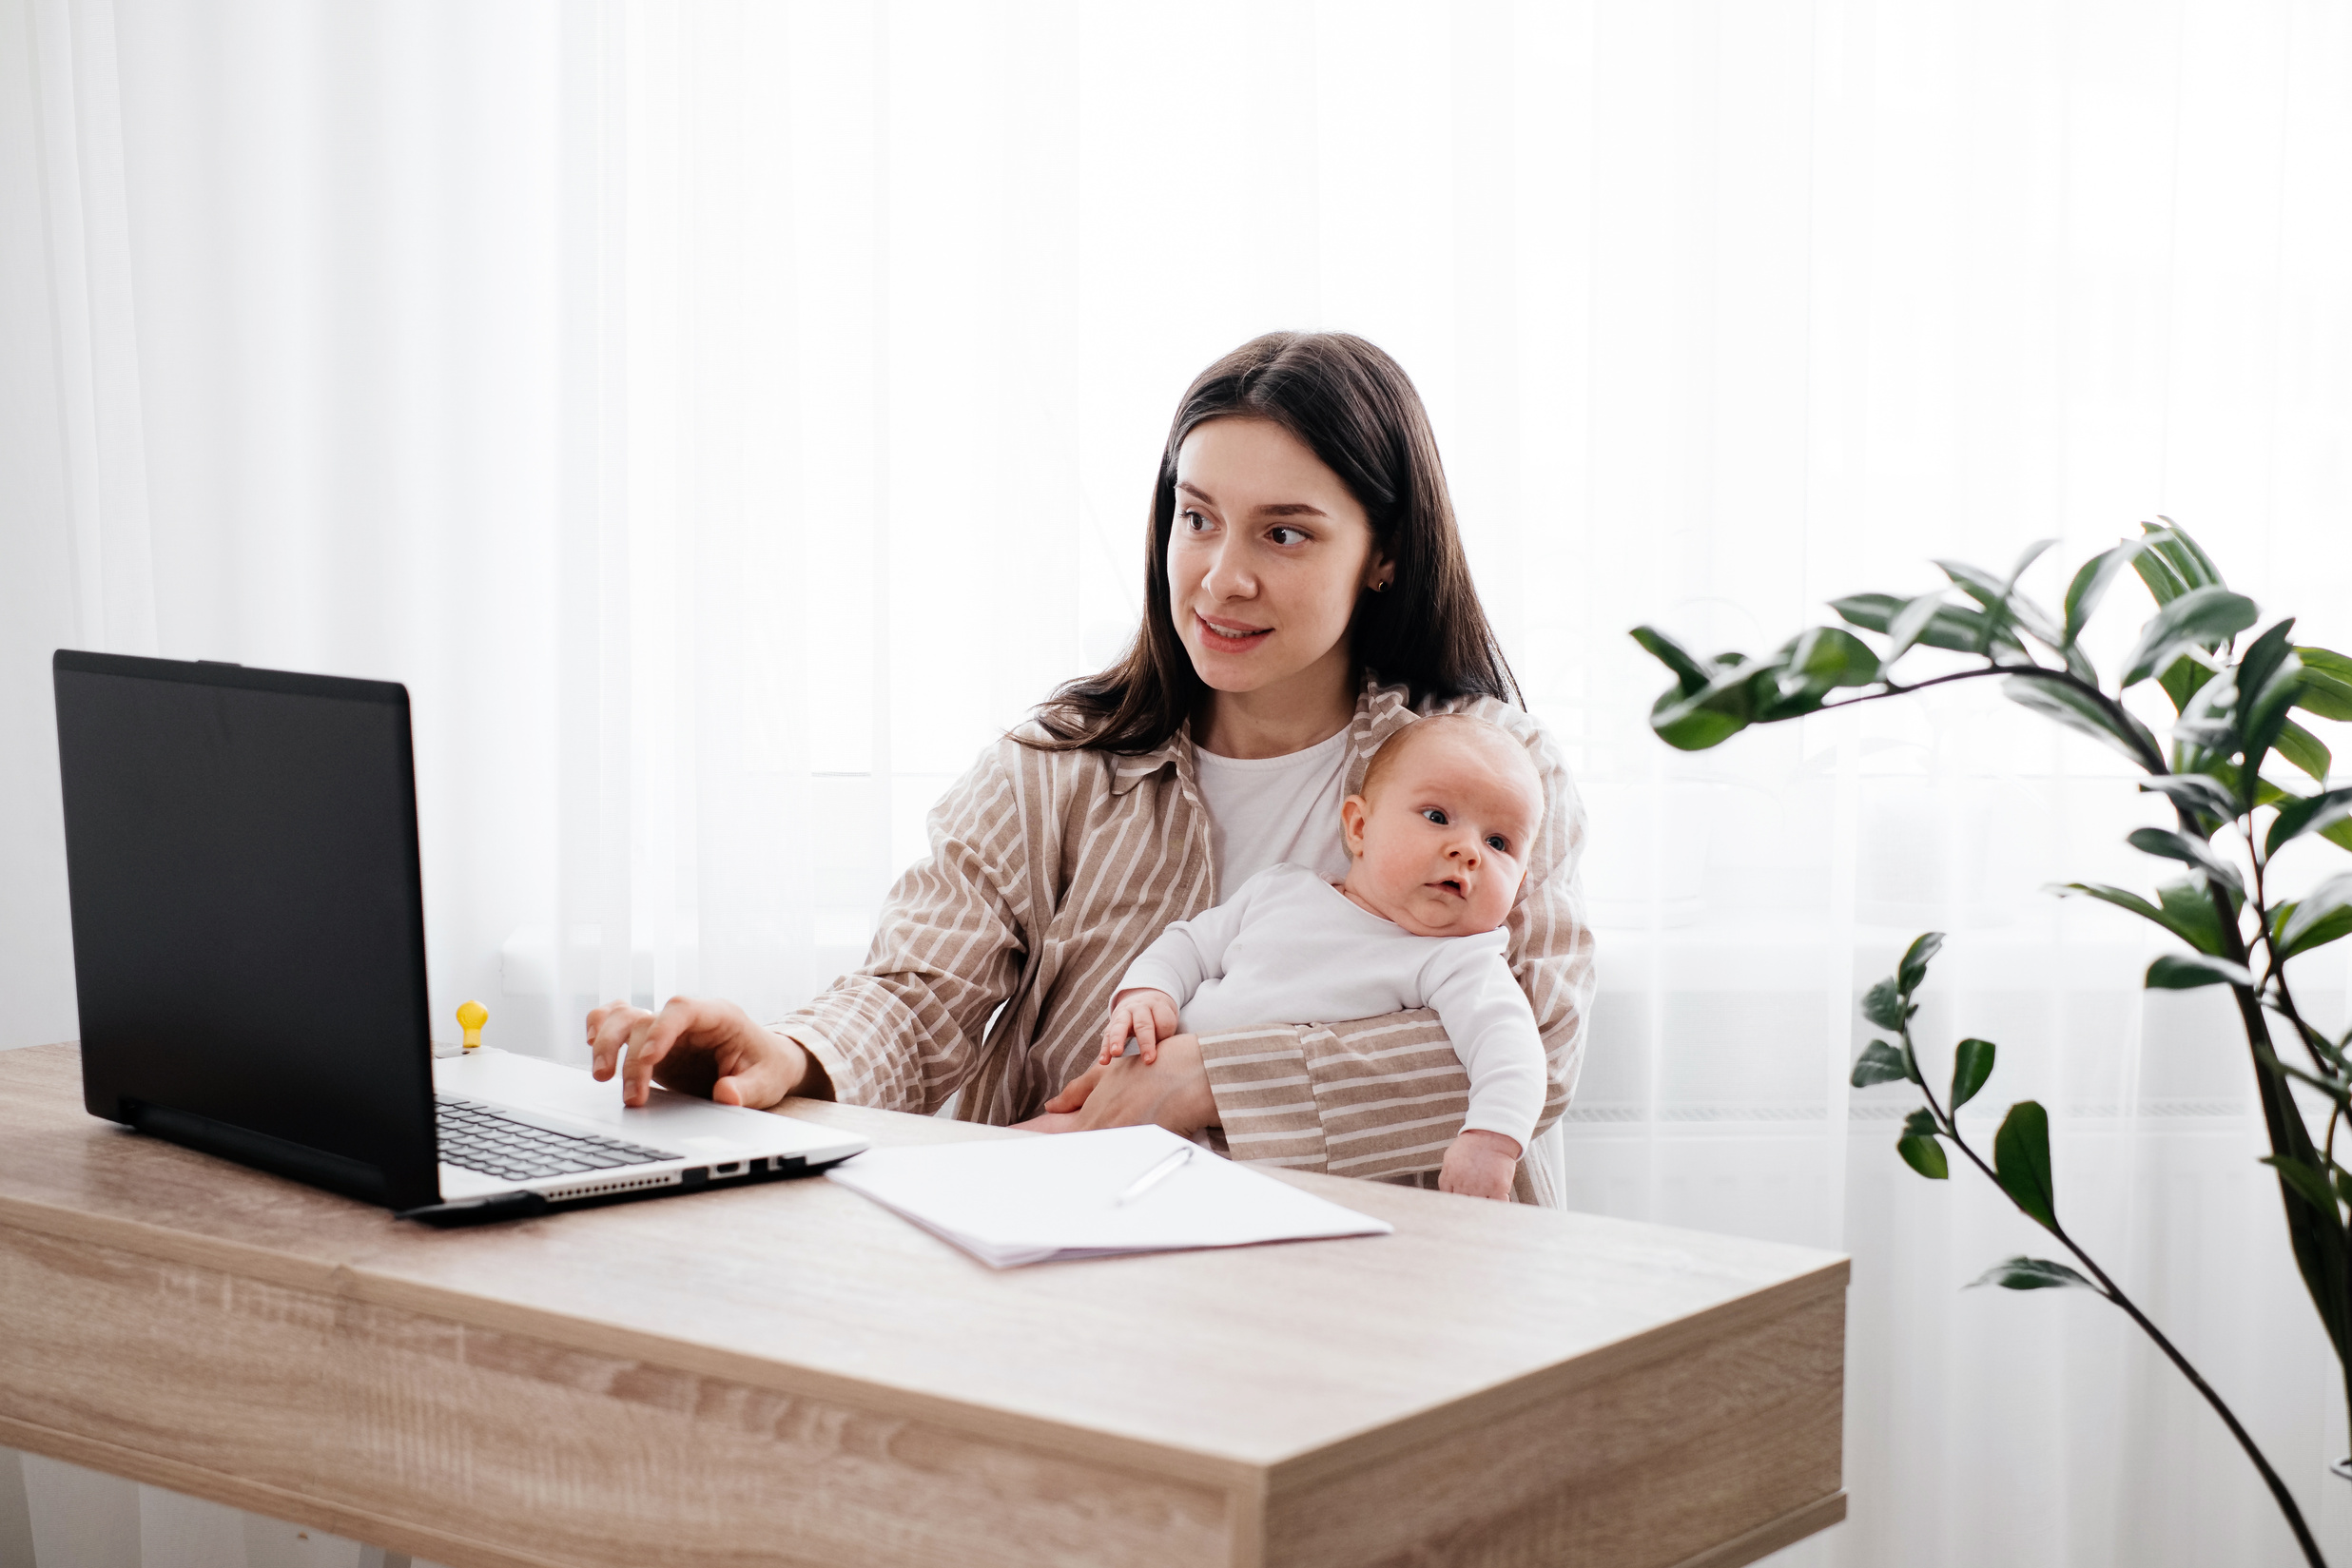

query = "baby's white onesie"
[[1116, 862, 1545, 1151]]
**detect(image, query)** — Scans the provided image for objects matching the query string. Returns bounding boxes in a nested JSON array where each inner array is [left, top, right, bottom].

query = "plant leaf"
[[2158, 653, 2221, 716], [1850, 1040, 1910, 1088], [1970, 1256, 2096, 1291], [2236, 623, 2302, 760], [2064, 541, 2147, 647], [2130, 540, 2192, 605], [2279, 873, 2352, 958], [1951, 1037, 1996, 1111], [2278, 908, 2352, 962], [2294, 647, 2352, 722], [1628, 626, 1716, 696], [1826, 593, 1899, 633], [2122, 586, 2261, 687], [2051, 882, 2224, 954], [2002, 677, 2161, 768], [2275, 718, 2332, 784], [2148, 519, 2226, 590], [1830, 593, 2030, 660], [2138, 774, 2239, 831], [2167, 666, 2241, 767], [2146, 952, 2255, 989], [1897, 931, 1945, 995], [1897, 1132, 1950, 1180], [1903, 1109, 1939, 1137], [1753, 627, 1884, 721], [2125, 826, 2245, 895], [1646, 654, 1761, 751], [1886, 590, 1948, 665], [2261, 1154, 2346, 1219], [1862, 978, 1908, 1031], [2172, 714, 2237, 754], [2155, 877, 2234, 953], [1992, 1101, 2059, 1230], [2128, 826, 2245, 895], [2265, 786, 2352, 858], [1937, 546, 2063, 650]]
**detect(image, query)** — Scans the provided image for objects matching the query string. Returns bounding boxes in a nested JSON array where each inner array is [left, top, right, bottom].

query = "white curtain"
[[5, 2, 2351, 1563]]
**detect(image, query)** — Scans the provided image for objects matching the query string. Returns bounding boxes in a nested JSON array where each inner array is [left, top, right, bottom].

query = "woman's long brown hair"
[[1030, 332, 1521, 754]]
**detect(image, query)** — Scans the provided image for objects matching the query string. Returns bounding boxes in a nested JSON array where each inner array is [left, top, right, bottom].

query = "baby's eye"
[[1486, 834, 1510, 853], [1422, 808, 1448, 825]]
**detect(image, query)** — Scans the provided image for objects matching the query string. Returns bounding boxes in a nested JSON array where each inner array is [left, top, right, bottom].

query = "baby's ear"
[[1339, 793, 1370, 855]]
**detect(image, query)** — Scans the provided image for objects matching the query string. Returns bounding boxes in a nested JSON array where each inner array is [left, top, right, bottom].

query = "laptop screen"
[[52, 651, 440, 1210]]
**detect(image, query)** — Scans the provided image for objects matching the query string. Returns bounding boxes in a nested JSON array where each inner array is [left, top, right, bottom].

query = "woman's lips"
[[1195, 614, 1273, 650]]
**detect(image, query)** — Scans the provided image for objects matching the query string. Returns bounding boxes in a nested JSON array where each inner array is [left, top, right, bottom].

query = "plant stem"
[[2272, 965, 2352, 1082], [2209, 854, 2352, 1446], [1916, 1046, 2331, 1565], [1822, 665, 2168, 772]]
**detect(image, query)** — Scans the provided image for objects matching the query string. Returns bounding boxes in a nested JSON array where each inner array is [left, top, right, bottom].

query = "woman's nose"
[[1201, 538, 1254, 600]]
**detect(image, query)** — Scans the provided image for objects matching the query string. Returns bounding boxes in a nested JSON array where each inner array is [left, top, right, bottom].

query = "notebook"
[[825, 1124, 1393, 1268]]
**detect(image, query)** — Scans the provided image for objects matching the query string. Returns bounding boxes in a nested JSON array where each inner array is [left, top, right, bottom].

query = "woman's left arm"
[[1200, 708, 1595, 1198], [1041, 707, 1595, 1202]]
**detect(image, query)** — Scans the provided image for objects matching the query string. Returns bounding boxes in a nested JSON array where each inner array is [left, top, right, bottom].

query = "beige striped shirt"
[[776, 677, 1596, 1206]]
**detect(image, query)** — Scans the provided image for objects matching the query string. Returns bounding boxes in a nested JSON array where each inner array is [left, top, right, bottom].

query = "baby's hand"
[[1099, 989, 1182, 1066], [1438, 1130, 1522, 1202]]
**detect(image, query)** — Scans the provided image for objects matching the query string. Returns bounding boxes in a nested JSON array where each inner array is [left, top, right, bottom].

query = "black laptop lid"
[[52, 650, 440, 1210]]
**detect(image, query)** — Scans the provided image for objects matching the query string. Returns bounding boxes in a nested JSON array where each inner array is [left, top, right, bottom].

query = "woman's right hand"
[[585, 996, 829, 1110]]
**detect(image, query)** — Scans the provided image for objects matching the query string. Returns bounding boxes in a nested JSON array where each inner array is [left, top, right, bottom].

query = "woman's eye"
[[1268, 525, 1308, 546], [1180, 510, 1211, 533], [1422, 808, 1448, 825]]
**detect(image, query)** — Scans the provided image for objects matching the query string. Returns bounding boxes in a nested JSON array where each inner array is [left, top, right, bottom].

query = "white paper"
[[824, 1125, 1393, 1268]]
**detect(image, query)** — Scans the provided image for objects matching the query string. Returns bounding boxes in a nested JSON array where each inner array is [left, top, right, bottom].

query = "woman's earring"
[[1370, 579, 1388, 593]]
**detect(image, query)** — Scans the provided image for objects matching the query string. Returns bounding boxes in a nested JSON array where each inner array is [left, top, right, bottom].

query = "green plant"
[[1856, 934, 2327, 1564], [1630, 521, 2352, 1564]]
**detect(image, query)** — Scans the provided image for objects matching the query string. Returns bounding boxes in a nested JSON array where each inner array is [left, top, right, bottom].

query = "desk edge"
[[0, 1191, 1261, 1492], [1666, 1489, 1847, 1568], [0, 1412, 572, 1568], [1264, 1259, 1850, 1497]]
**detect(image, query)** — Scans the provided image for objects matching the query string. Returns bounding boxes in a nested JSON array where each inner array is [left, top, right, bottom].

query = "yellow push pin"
[[457, 999, 488, 1052]]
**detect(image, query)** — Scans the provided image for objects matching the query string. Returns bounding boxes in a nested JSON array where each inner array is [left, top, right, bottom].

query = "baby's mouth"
[[1431, 878, 1467, 899]]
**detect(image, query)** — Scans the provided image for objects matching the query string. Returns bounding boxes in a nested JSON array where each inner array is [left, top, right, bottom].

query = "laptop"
[[50, 649, 865, 1223]]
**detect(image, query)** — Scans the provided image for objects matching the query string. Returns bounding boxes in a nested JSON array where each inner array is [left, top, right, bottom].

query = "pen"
[[1114, 1144, 1194, 1206]]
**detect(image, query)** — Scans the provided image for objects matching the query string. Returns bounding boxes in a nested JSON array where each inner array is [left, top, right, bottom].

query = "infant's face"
[[1340, 728, 1543, 939]]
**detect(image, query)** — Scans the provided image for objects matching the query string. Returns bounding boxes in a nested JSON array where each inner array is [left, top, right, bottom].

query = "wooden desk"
[[0, 1043, 1846, 1568]]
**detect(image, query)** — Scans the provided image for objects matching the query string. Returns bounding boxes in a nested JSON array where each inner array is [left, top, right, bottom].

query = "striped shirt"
[[774, 676, 1597, 1206]]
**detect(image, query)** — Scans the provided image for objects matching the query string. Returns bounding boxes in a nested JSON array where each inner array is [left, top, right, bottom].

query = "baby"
[[1101, 714, 1546, 1200]]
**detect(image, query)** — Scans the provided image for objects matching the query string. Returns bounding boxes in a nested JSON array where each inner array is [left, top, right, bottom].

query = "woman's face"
[[1167, 417, 1388, 698]]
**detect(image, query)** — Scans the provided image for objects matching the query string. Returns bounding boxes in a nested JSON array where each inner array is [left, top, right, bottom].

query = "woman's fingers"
[[588, 995, 800, 1108], [709, 1027, 802, 1111], [1009, 1109, 1084, 1134], [1041, 1060, 1106, 1114], [1041, 1036, 1215, 1136], [626, 995, 741, 1105], [587, 1000, 650, 1081], [620, 1001, 692, 1107]]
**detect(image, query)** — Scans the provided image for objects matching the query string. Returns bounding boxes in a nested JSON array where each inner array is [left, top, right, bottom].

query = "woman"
[[587, 333, 1595, 1204]]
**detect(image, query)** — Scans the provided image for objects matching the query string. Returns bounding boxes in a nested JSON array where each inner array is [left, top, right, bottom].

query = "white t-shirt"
[[1191, 728, 1353, 901], [1118, 862, 1545, 1150]]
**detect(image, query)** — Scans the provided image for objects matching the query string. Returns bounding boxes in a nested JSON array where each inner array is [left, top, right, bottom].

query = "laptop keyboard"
[[435, 1094, 679, 1182]]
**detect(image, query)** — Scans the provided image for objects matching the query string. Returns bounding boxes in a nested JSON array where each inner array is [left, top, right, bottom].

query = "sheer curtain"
[[5, 1, 2351, 1563]]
